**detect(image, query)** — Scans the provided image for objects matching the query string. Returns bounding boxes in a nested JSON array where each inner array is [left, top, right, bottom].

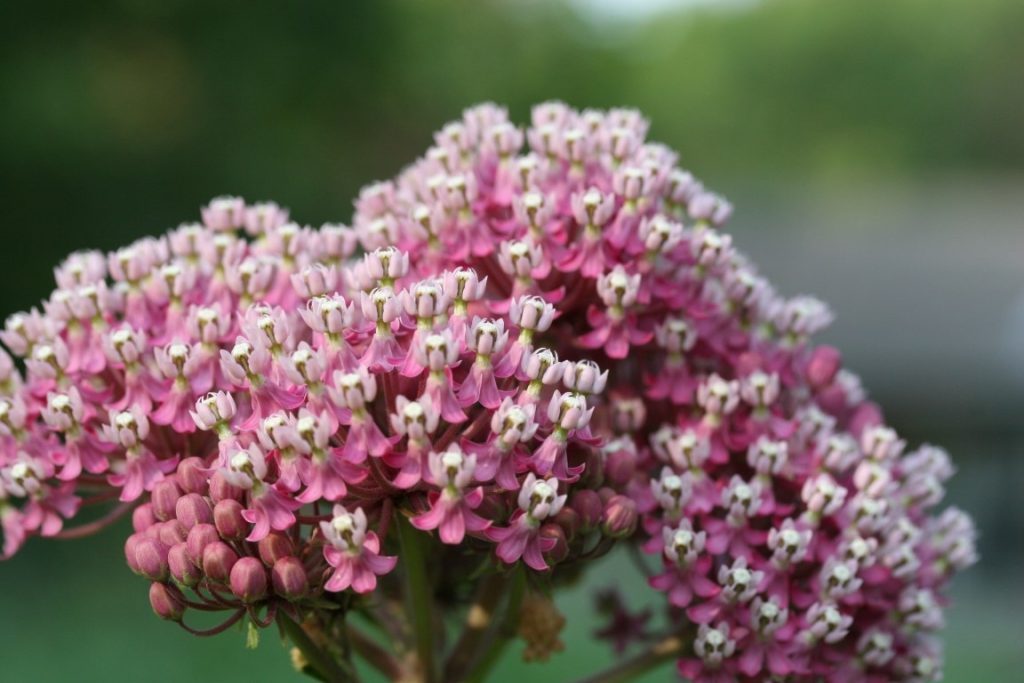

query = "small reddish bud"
[[213, 499, 247, 539], [134, 537, 170, 581], [185, 523, 220, 562], [553, 507, 580, 541], [570, 489, 603, 530], [257, 532, 294, 567], [175, 493, 213, 529], [604, 447, 637, 488], [158, 520, 188, 546], [806, 346, 841, 389], [230, 557, 268, 602], [600, 495, 638, 538], [124, 533, 144, 573], [201, 541, 239, 584], [271, 557, 308, 600], [176, 457, 209, 495], [132, 503, 157, 533], [149, 582, 185, 621], [168, 542, 202, 587], [540, 523, 569, 564], [151, 479, 183, 522], [209, 470, 243, 502]]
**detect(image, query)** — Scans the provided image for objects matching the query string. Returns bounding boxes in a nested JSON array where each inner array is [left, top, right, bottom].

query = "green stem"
[[347, 624, 405, 681], [395, 514, 437, 683], [463, 566, 526, 683], [443, 571, 508, 681], [278, 613, 360, 683], [570, 635, 685, 683]]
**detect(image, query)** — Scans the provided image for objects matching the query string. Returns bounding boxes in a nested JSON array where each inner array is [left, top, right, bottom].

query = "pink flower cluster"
[[0, 102, 974, 681]]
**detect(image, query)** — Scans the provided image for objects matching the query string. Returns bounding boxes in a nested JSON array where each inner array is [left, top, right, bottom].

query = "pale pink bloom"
[[321, 506, 397, 594]]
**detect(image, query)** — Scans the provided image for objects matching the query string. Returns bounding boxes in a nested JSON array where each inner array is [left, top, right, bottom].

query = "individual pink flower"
[[221, 444, 299, 542], [320, 505, 396, 594], [488, 474, 565, 571], [101, 409, 177, 502], [411, 444, 490, 544]]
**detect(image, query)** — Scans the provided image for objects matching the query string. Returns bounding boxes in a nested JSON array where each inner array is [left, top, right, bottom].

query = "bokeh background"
[[1, 0, 1021, 680]]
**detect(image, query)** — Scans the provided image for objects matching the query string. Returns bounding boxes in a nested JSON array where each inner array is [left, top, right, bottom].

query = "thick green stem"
[[395, 514, 437, 683], [278, 613, 360, 683], [463, 566, 526, 683], [570, 635, 685, 683]]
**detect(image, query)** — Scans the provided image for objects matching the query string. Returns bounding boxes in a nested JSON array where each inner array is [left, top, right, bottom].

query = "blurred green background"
[[1, 0, 1022, 680]]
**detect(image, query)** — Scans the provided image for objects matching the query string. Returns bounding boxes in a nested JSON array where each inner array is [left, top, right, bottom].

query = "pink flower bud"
[[168, 543, 202, 587], [230, 556, 268, 602], [601, 495, 638, 538], [132, 504, 157, 533], [570, 490, 603, 530], [176, 457, 210, 495], [124, 533, 144, 573], [540, 523, 569, 564], [209, 470, 243, 502], [149, 582, 185, 622], [151, 479, 182, 522], [185, 523, 220, 562], [604, 446, 637, 488], [175, 493, 213, 530], [213, 499, 247, 539], [807, 345, 841, 388], [157, 520, 188, 547], [271, 557, 309, 600], [201, 541, 239, 584], [257, 532, 294, 567], [134, 537, 170, 581], [553, 507, 580, 541]]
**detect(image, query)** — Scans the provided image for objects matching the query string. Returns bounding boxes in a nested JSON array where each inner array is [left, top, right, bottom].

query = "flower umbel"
[[0, 103, 974, 683]]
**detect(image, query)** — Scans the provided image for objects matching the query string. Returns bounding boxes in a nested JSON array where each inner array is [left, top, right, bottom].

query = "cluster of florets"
[[0, 102, 974, 681]]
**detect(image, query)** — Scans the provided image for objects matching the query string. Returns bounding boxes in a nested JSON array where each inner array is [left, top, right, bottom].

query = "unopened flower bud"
[[168, 543, 202, 587], [149, 582, 185, 622], [124, 533, 144, 573], [271, 557, 309, 600], [553, 507, 580, 541], [601, 495, 638, 538], [209, 470, 243, 502], [151, 480, 183, 522], [807, 346, 841, 388], [132, 504, 157, 533], [540, 523, 569, 564], [258, 532, 294, 567], [214, 499, 247, 539], [185, 523, 220, 562], [134, 537, 170, 581], [604, 445, 637, 487], [175, 493, 213, 530], [570, 490, 603, 530], [176, 457, 210, 495], [202, 541, 239, 584], [230, 557, 268, 602], [158, 520, 188, 547]]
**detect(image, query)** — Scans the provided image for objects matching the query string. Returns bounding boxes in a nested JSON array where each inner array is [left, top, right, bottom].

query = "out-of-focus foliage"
[[0, 0, 1021, 310]]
